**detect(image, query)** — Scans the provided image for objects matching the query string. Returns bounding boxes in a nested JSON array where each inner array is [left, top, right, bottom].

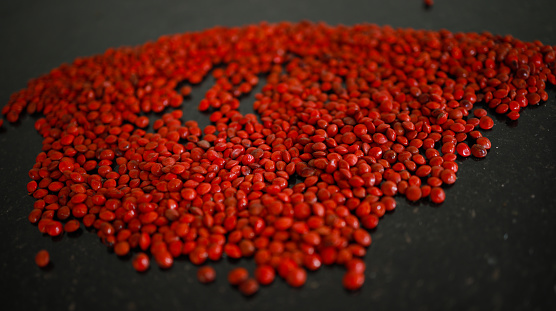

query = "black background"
[[1, 1, 556, 310]]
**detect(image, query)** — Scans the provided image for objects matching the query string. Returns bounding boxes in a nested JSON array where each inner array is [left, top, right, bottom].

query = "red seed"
[[353, 229, 372, 247], [154, 251, 173, 269], [286, 267, 307, 288], [343, 271, 365, 291], [345, 258, 366, 274], [380, 181, 397, 196], [46, 221, 63, 236], [479, 116, 494, 130], [254, 265, 276, 285], [471, 144, 488, 158], [440, 169, 457, 185], [476, 137, 492, 149], [64, 220, 80, 233], [239, 278, 259, 296], [228, 267, 249, 286], [114, 241, 130, 256], [132, 253, 150, 272], [405, 185, 422, 201], [197, 266, 216, 284], [456, 143, 471, 157], [35, 250, 50, 268], [430, 187, 446, 204], [28, 209, 42, 224]]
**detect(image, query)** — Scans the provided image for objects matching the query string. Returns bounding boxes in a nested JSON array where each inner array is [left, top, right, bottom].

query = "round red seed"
[[228, 267, 249, 286], [430, 187, 446, 204], [239, 278, 259, 296], [35, 250, 50, 268], [132, 253, 150, 272], [343, 271, 365, 291], [197, 266, 216, 284], [286, 267, 307, 288], [254, 265, 275, 285]]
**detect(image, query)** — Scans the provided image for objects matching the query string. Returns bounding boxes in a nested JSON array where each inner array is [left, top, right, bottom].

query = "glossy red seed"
[[197, 266, 216, 284], [46, 221, 63, 236], [239, 278, 259, 296], [440, 170, 457, 185], [405, 185, 422, 201], [132, 253, 150, 272], [476, 137, 492, 149], [28, 209, 42, 223], [353, 229, 372, 247], [228, 267, 249, 286], [479, 116, 494, 130], [380, 181, 397, 196], [471, 144, 488, 158], [114, 241, 130, 256], [154, 251, 173, 269], [286, 267, 307, 287], [430, 187, 446, 204], [35, 250, 50, 268], [345, 258, 366, 274], [254, 265, 275, 285], [456, 143, 471, 157], [64, 220, 80, 233], [342, 271, 364, 291]]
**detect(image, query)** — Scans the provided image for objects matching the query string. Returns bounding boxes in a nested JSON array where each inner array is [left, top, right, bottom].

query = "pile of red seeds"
[[4, 22, 554, 294]]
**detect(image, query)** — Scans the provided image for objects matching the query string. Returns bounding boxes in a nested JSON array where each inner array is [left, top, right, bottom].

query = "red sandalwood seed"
[[228, 267, 249, 286], [239, 278, 259, 296], [35, 250, 50, 268], [132, 253, 150, 272], [343, 271, 365, 291], [286, 267, 307, 288], [197, 266, 216, 284], [255, 265, 276, 285]]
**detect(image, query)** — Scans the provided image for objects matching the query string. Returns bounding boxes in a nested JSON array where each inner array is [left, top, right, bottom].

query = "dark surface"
[[1, 0, 556, 310]]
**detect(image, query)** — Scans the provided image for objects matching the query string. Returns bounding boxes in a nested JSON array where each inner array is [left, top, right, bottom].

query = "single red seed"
[[471, 144, 488, 158], [114, 241, 130, 256], [239, 278, 259, 296], [35, 250, 50, 268], [345, 258, 366, 274], [64, 220, 80, 233], [430, 187, 446, 204], [286, 267, 307, 288], [405, 185, 422, 202], [154, 251, 174, 269], [228, 267, 249, 286], [132, 253, 150, 272], [476, 137, 492, 149], [479, 116, 494, 130], [456, 143, 471, 157], [440, 170, 457, 185], [46, 221, 63, 237], [353, 228, 372, 247], [343, 271, 365, 291], [28, 209, 42, 223], [197, 266, 216, 284], [254, 265, 276, 285]]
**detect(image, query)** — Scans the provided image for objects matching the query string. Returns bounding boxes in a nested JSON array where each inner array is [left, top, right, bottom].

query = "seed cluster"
[[4, 22, 554, 294]]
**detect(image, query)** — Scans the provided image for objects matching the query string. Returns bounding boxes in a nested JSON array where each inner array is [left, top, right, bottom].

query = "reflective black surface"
[[1, 1, 555, 310]]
